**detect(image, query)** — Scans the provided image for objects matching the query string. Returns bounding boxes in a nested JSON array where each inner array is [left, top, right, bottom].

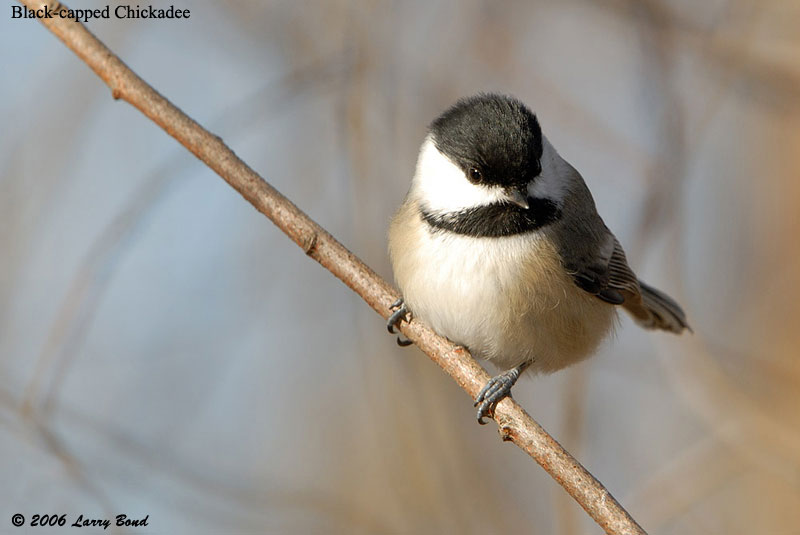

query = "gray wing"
[[551, 168, 688, 333], [563, 229, 689, 333], [563, 230, 640, 306]]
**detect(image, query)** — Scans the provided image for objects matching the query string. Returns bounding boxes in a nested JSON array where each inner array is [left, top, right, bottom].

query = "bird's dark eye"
[[468, 167, 482, 183]]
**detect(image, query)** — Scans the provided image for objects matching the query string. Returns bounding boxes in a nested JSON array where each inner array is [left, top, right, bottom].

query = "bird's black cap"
[[429, 93, 543, 188]]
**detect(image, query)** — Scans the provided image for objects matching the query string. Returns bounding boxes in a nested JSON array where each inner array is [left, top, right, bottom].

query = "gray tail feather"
[[636, 281, 691, 334]]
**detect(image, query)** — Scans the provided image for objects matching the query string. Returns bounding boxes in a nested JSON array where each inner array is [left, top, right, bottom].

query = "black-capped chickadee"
[[387, 93, 689, 424]]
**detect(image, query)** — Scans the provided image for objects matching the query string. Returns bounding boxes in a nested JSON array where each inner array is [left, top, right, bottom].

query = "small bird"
[[387, 93, 689, 424]]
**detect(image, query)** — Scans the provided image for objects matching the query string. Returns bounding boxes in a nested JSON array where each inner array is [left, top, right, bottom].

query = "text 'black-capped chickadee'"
[[387, 93, 689, 424]]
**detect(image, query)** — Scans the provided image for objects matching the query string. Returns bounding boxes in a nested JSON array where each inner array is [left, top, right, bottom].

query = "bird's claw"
[[396, 336, 413, 347], [387, 298, 408, 333], [387, 298, 412, 346], [474, 364, 527, 424]]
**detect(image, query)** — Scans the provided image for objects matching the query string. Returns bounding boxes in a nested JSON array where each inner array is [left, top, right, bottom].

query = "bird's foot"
[[474, 363, 530, 424], [387, 298, 412, 346]]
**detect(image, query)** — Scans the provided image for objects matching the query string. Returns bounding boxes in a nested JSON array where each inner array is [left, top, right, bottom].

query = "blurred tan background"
[[2, 1, 799, 534]]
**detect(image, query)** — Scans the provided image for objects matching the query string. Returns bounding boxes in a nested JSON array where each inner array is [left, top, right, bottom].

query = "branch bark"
[[19, 2, 647, 534]]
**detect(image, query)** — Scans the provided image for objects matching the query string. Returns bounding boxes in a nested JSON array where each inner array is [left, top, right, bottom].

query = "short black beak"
[[504, 188, 529, 210]]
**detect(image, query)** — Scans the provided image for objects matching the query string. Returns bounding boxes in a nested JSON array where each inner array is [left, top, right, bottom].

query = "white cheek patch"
[[411, 137, 507, 214], [526, 136, 569, 206]]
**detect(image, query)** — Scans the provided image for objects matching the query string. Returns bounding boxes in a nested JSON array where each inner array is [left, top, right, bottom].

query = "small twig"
[[19, 2, 647, 533]]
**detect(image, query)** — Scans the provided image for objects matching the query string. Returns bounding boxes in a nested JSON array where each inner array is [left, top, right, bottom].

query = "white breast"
[[388, 202, 617, 373]]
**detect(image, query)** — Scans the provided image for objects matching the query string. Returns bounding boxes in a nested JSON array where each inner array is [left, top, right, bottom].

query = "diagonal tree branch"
[[18, 1, 647, 533]]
